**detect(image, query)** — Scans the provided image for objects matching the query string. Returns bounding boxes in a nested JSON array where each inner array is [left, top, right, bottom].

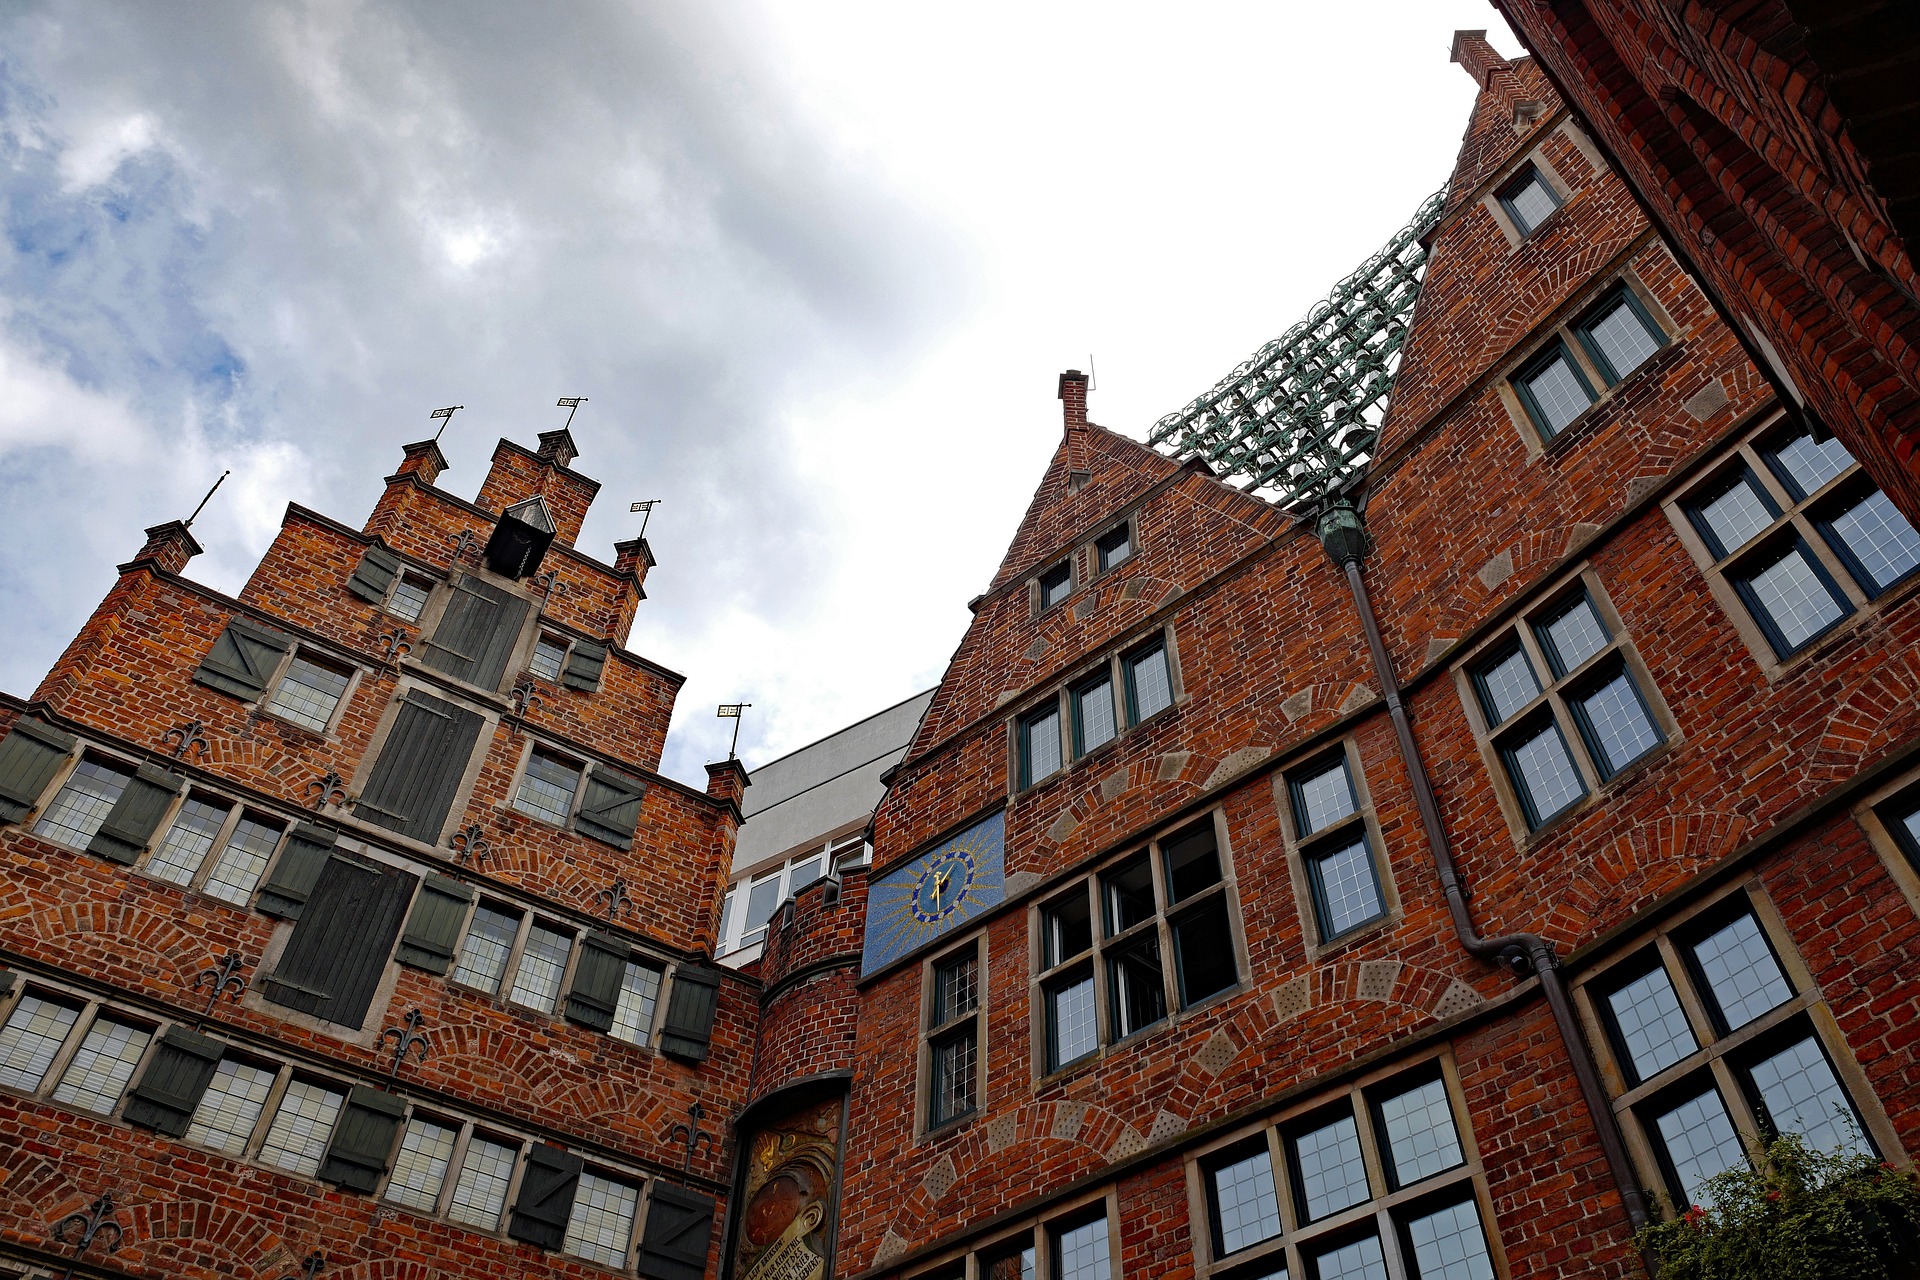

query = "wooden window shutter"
[[561, 641, 607, 692], [256, 823, 338, 919], [565, 931, 631, 1032], [192, 617, 292, 701], [124, 1025, 224, 1136], [319, 1085, 407, 1192], [659, 966, 722, 1063], [0, 718, 75, 823], [346, 544, 403, 604], [420, 576, 530, 691], [509, 1144, 584, 1250], [637, 1183, 716, 1280], [353, 691, 485, 844], [575, 766, 646, 850], [88, 762, 185, 864], [263, 857, 415, 1029], [395, 874, 475, 973]]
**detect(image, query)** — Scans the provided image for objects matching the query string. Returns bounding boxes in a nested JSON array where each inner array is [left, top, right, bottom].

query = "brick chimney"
[[392, 439, 449, 487], [536, 428, 579, 470], [132, 521, 203, 574], [1059, 369, 1092, 489], [706, 758, 750, 812], [1451, 30, 1512, 90]]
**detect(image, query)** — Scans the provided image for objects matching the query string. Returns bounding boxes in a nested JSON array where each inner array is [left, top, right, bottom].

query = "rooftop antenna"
[[429, 405, 465, 442], [717, 703, 751, 759], [556, 396, 588, 431], [1088, 354, 1097, 392], [629, 498, 661, 539], [184, 470, 231, 529]]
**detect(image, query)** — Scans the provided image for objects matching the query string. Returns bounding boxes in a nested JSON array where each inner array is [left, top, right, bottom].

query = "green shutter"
[[565, 931, 630, 1032], [420, 577, 530, 691], [319, 1085, 407, 1192], [638, 1183, 716, 1280], [192, 616, 292, 701], [263, 857, 414, 1029], [396, 874, 475, 973], [0, 718, 75, 823], [88, 762, 185, 864], [659, 965, 722, 1063], [575, 766, 646, 850], [353, 691, 485, 844], [0, 969, 18, 997], [561, 641, 606, 692], [124, 1025, 224, 1136], [509, 1144, 584, 1250], [346, 544, 402, 604], [255, 823, 337, 919]]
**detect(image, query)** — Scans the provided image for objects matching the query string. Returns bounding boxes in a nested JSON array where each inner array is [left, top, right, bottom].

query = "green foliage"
[[1636, 1134, 1920, 1280]]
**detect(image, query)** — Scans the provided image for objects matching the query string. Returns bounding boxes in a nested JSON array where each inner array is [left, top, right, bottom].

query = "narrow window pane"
[[1053, 1216, 1110, 1280], [0, 996, 80, 1090], [1827, 488, 1920, 590], [388, 576, 431, 622], [1652, 1089, 1746, 1209], [1475, 648, 1539, 726], [611, 962, 662, 1046], [1108, 936, 1166, 1039], [1044, 892, 1093, 968], [1522, 353, 1593, 435], [1210, 1148, 1282, 1255], [1575, 668, 1662, 775], [1173, 897, 1237, 1006], [203, 817, 284, 904], [1098, 526, 1133, 570], [387, 1118, 458, 1212], [1040, 563, 1072, 610], [1743, 545, 1846, 651], [743, 873, 784, 945], [52, 1018, 151, 1112], [565, 1171, 639, 1268], [1770, 428, 1854, 497], [451, 905, 521, 993], [1585, 297, 1661, 380], [1047, 973, 1098, 1069], [147, 797, 231, 885], [1689, 913, 1792, 1031], [1505, 171, 1557, 233], [1696, 476, 1776, 556], [448, 1135, 518, 1228], [717, 889, 738, 954], [1292, 1112, 1370, 1221], [1538, 595, 1609, 674], [1127, 644, 1174, 721], [930, 1028, 977, 1125], [529, 636, 568, 681], [983, 1245, 1037, 1280], [1293, 759, 1357, 835], [1163, 823, 1221, 902], [1747, 1035, 1868, 1158], [1310, 838, 1386, 939], [513, 751, 579, 826], [508, 923, 573, 1012], [1603, 967, 1697, 1082], [258, 1079, 346, 1177], [1022, 706, 1063, 787], [1310, 1233, 1389, 1280], [33, 760, 131, 848], [1376, 1076, 1465, 1187], [932, 954, 978, 1026], [267, 658, 350, 733], [789, 856, 825, 891], [185, 1059, 276, 1154], [1403, 1198, 1496, 1280], [1103, 854, 1156, 935], [1507, 722, 1585, 826], [1074, 676, 1117, 755]]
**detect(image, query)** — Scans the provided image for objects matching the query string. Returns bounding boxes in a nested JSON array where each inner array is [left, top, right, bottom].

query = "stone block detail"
[[1204, 746, 1269, 790], [1280, 690, 1314, 722], [1100, 769, 1129, 801], [1047, 810, 1080, 843], [1156, 751, 1191, 781], [1683, 379, 1730, 422], [995, 689, 1020, 708], [875, 1230, 912, 1266], [1425, 637, 1454, 665], [1022, 637, 1048, 663], [1194, 1030, 1238, 1077], [1433, 978, 1486, 1020], [1004, 871, 1041, 898], [1273, 976, 1313, 1022], [1072, 596, 1096, 621], [1625, 475, 1663, 505], [1121, 579, 1146, 600], [1051, 1101, 1088, 1141], [1107, 1125, 1149, 1163], [1147, 1110, 1186, 1143], [986, 1114, 1018, 1153], [1339, 684, 1378, 714], [921, 1154, 957, 1202], [1357, 959, 1402, 1002], [1477, 549, 1514, 590], [1565, 522, 1603, 554]]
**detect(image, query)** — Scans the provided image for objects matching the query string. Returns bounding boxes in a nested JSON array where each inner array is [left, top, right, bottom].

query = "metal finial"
[[184, 470, 231, 528], [556, 396, 588, 431], [51, 1192, 124, 1280], [716, 703, 751, 760], [429, 405, 465, 442], [379, 1009, 431, 1081], [194, 952, 250, 1023], [668, 1101, 716, 1177], [596, 878, 635, 923]]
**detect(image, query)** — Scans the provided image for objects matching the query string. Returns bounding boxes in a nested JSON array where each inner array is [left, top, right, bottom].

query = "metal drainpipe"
[[1315, 501, 1652, 1237]]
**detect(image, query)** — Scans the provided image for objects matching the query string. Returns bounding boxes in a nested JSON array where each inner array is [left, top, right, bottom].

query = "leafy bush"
[[1636, 1133, 1920, 1280]]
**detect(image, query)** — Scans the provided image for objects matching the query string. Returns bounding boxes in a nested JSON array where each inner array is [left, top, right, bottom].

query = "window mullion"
[[1792, 510, 1875, 605], [1542, 689, 1603, 789]]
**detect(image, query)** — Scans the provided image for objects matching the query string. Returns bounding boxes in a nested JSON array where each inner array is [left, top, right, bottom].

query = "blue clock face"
[[862, 811, 1006, 976], [912, 853, 975, 922]]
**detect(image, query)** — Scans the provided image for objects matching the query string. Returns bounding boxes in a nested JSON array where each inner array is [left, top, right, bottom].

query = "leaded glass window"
[[1576, 289, 1664, 383], [52, 1017, 151, 1113], [258, 1079, 346, 1177], [202, 816, 284, 904], [387, 1117, 458, 1212], [0, 994, 80, 1091], [1209, 1146, 1282, 1255], [448, 1134, 518, 1228], [451, 904, 522, 994], [266, 656, 351, 733], [508, 922, 573, 1012], [565, 1171, 639, 1268], [1497, 164, 1560, 235], [33, 759, 131, 848], [1515, 344, 1595, 438], [185, 1058, 276, 1154], [513, 749, 580, 826], [1020, 705, 1063, 790], [146, 797, 232, 885]]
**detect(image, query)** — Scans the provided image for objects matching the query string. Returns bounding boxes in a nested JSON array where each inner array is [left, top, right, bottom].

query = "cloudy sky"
[[0, 1, 1513, 784]]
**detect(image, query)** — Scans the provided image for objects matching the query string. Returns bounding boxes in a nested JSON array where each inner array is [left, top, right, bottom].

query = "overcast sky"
[[0, 2, 1514, 784]]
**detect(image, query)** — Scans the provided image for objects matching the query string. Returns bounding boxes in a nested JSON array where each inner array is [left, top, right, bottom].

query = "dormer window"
[[1039, 562, 1072, 611], [485, 495, 557, 579], [1096, 524, 1133, 572], [1497, 163, 1561, 236]]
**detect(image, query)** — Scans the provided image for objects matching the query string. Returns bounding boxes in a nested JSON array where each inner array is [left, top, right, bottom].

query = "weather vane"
[[629, 499, 661, 540], [717, 703, 751, 759], [429, 405, 465, 442], [556, 396, 588, 431]]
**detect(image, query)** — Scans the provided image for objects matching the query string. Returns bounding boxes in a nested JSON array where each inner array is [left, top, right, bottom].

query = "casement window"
[[33, 758, 131, 849], [1505, 278, 1669, 446], [717, 845, 834, 956], [1673, 418, 1920, 662], [51, 1015, 153, 1113], [515, 748, 582, 826], [386, 1115, 461, 1212], [565, 1170, 643, 1268], [184, 1056, 278, 1154], [1034, 815, 1239, 1075], [258, 1078, 348, 1177], [1513, 341, 1595, 439], [905, 1201, 1114, 1280], [202, 814, 288, 903], [1191, 1060, 1499, 1280], [1496, 162, 1560, 235], [609, 957, 665, 1047], [142, 793, 292, 903], [1096, 523, 1133, 572], [1583, 889, 1884, 1213], [1039, 562, 1073, 611], [1015, 630, 1179, 792], [449, 1132, 523, 1228], [1284, 750, 1391, 946], [923, 940, 983, 1131], [261, 846, 415, 1029], [0, 992, 83, 1092], [1123, 639, 1174, 722], [264, 654, 352, 733], [420, 575, 533, 692], [450, 903, 524, 993], [1020, 704, 1064, 789], [509, 921, 575, 1013], [508, 746, 647, 848], [529, 633, 569, 682], [387, 574, 434, 623], [353, 689, 485, 845], [1575, 286, 1665, 385], [1461, 576, 1667, 833], [29, 752, 186, 865]]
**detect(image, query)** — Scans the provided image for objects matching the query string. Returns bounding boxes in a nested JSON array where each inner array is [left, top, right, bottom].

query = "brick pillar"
[[133, 521, 203, 574], [1059, 369, 1092, 488], [393, 439, 450, 487], [1450, 29, 1512, 90], [706, 758, 750, 811]]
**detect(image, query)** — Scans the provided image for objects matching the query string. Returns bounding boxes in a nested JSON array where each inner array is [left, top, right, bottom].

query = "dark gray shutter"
[[575, 767, 646, 850], [256, 823, 338, 919], [0, 718, 75, 823], [508, 1144, 584, 1250], [420, 577, 530, 691], [565, 932, 630, 1032], [346, 544, 403, 604], [263, 857, 414, 1028], [659, 966, 722, 1063], [319, 1085, 407, 1191], [396, 874, 475, 973], [353, 691, 485, 844], [638, 1183, 715, 1280], [124, 1025, 224, 1136], [192, 617, 292, 701], [88, 762, 185, 864], [0, 969, 16, 997], [561, 641, 607, 692]]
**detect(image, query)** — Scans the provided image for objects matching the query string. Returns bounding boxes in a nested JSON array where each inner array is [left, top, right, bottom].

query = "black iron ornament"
[[596, 877, 635, 923], [668, 1100, 716, 1177], [160, 719, 211, 761], [450, 823, 491, 867], [307, 769, 348, 811], [282, 1250, 326, 1280], [507, 677, 544, 724], [447, 527, 481, 566], [380, 1008, 430, 1080], [50, 1192, 124, 1280], [195, 952, 250, 1022], [529, 567, 568, 599], [375, 629, 412, 677]]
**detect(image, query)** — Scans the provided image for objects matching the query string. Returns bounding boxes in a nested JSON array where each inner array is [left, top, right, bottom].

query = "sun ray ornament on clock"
[[861, 810, 1006, 975]]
